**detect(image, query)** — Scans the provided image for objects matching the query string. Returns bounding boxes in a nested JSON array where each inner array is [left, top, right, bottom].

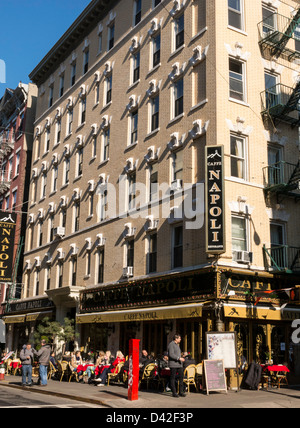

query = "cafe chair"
[[57, 361, 69, 382], [180, 364, 198, 394], [68, 363, 79, 382], [107, 362, 124, 386], [195, 363, 203, 391], [139, 363, 157, 390], [275, 371, 289, 389], [48, 361, 58, 380], [12, 359, 22, 376], [5, 358, 12, 375]]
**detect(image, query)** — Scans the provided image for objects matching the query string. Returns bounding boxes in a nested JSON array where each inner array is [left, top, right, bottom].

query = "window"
[[45, 129, 50, 153], [133, 51, 140, 83], [173, 225, 183, 268], [59, 74, 64, 97], [232, 215, 247, 252], [98, 32, 103, 53], [174, 78, 184, 118], [41, 173, 47, 199], [12, 190, 17, 211], [77, 148, 83, 177], [48, 86, 54, 108], [174, 14, 184, 50], [95, 83, 100, 104], [103, 129, 110, 161], [267, 145, 282, 186], [262, 6, 276, 35], [49, 215, 54, 242], [35, 270, 40, 296], [230, 134, 246, 180], [105, 75, 112, 104], [152, 33, 161, 68], [151, 95, 159, 132], [97, 248, 105, 284], [108, 23, 115, 50], [56, 119, 61, 144], [264, 71, 278, 109], [74, 202, 80, 232], [127, 240, 134, 269], [172, 150, 183, 184], [71, 63, 76, 87], [88, 192, 94, 216], [92, 135, 97, 158], [128, 172, 136, 210], [229, 58, 245, 102], [67, 109, 73, 135], [80, 98, 86, 125], [58, 262, 63, 288], [71, 258, 77, 286], [149, 162, 158, 201], [134, 0, 142, 26], [64, 158, 70, 185], [228, 0, 243, 30], [193, 60, 206, 106], [38, 221, 43, 247], [83, 50, 89, 75], [99, 189, 108, 221], [270, 223, 286, 268], [15, 152, 20, 176], [86, 252, 91, 277], [52, 165, 58, 192], [148, 233, 157, 273], [130, 110, 138, 145]]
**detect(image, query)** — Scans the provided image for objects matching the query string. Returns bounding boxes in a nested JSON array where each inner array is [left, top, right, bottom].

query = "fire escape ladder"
[[273, 7, 300, 58]]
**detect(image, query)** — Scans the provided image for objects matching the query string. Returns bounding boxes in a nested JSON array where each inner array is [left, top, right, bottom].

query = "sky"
[[0, 0, 92, 98]]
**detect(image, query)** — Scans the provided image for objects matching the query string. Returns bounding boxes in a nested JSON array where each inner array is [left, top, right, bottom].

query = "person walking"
[[34, 340, 51, 386], [20, 344, 34, 387], [168, 334, 186, 398]]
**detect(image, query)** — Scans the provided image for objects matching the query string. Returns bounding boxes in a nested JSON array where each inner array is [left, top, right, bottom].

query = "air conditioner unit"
[[171, 179, 183, 191], [234, 251, 253, 264], [57, 248, 65, 260], [53, 227, 65, 239], [124, 223, 136, 238], [96, 233, 106, 247], [123, 266, 133, 278]]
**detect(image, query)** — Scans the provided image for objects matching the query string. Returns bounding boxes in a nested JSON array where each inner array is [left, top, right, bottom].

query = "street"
[[0, 385, 103, 408]]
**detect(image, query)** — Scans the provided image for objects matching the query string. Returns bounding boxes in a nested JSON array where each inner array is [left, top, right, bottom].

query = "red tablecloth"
[[266, 365, 290, 373], [95, 364, 110, 376], [10, 362, 22, 369], [76, 364, 94, 373]]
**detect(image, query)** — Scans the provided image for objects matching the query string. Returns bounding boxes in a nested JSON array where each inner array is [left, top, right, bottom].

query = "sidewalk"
[[1, 375, 300, 408]]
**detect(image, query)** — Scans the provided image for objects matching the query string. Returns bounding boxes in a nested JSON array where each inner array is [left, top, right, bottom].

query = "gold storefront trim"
[[77, 302, 206, 324], [3, 315, 26, 324], [224, 303, 300, 321]]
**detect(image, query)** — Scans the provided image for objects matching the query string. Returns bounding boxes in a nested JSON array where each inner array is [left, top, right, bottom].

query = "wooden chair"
[[181, 364, 198, 394], [107, 362, 124, 386], [68, 363, 79, 382], [12, 359, 22, 376], [57, 361, 69, 382], [157, 372, 167, 392], [5, 359, 12, 375], [275, 370, 289, 389], [139, 363, 157, 390], [47, 361, 58, 380], [195, 363, 203, 391]]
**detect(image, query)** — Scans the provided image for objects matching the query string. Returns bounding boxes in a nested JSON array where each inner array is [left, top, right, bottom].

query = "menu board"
[[206, 332, 237, 369], [203, 360, 227, 395]]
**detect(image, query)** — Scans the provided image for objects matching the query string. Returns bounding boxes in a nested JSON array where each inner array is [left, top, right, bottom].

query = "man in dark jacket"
[[20, 344, 34, 387], [34, 340, 51, 386], [168, 334, 186, 398]]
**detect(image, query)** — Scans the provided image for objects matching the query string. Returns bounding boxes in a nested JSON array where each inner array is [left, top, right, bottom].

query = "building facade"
[[4, 0, 300, 382], [0, 83, 37, 348]]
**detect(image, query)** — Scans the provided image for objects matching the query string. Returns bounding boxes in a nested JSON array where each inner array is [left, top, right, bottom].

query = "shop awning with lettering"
[[224, 303, 300, 321], [26, 311, 53, 322], [76, 302, 205, 324], [2, 314, 26, 324]]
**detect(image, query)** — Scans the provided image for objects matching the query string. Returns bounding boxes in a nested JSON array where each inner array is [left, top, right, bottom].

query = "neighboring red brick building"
[[0, 83, 37, 317]]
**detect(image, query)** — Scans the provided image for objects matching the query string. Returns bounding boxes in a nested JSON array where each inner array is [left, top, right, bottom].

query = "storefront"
[[77, 268, 215, 359], [2, 297, 55, 352]]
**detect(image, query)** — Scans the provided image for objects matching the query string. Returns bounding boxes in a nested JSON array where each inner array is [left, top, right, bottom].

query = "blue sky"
[[0, 0, 91, 98]]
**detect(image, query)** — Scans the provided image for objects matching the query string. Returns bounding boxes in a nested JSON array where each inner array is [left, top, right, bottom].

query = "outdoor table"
[[261, 365, 289, 389]]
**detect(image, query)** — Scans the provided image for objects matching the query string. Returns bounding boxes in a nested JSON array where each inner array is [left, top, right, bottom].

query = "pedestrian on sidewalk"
[[20, 344, 34, 387], [34, 340, 51, 386], [168, 334, 186, 398]]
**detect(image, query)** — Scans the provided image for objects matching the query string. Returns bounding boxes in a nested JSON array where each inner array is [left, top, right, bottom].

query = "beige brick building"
[[4, 0, 300, 382]]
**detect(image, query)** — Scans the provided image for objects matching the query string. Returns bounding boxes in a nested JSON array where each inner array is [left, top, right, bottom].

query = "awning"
[[2, 315, 26, 324], [26, 311, 53, 322], [224, 303, 300, 321], [77, 302, 205, 324]]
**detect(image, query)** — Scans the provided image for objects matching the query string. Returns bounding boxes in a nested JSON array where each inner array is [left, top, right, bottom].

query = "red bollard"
[[128, 339, 140, 401], [0, 364, 5, 381]]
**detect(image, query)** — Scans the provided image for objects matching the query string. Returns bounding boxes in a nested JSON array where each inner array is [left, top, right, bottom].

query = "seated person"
[[50, 351, 58, 369], [139, 350, 154, 375], [96, 351, 125, 386], [70, 351, 83, 379], [182, 352, 196, 369], [157, 352, 169, 371]]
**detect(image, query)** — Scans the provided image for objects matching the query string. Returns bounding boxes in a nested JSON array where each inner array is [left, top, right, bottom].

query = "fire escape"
[[0, 134, 14, 194], [259, 8, 300, 274]]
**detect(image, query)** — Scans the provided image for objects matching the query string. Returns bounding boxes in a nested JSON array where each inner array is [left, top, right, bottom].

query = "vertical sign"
[[128, 338, 140, 401], [205, 146, 225, 254], [0, 212, 17, 283]]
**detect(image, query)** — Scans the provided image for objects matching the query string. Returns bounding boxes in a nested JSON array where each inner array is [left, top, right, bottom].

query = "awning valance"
[[224, 303, 300, 321], [2, 310, 53, 324], [2, 315, 26, 324], [77, 302, 205, 324]]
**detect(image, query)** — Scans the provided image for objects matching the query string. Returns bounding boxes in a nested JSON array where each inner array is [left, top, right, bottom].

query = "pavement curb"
[[0, 381, 112, 407]]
